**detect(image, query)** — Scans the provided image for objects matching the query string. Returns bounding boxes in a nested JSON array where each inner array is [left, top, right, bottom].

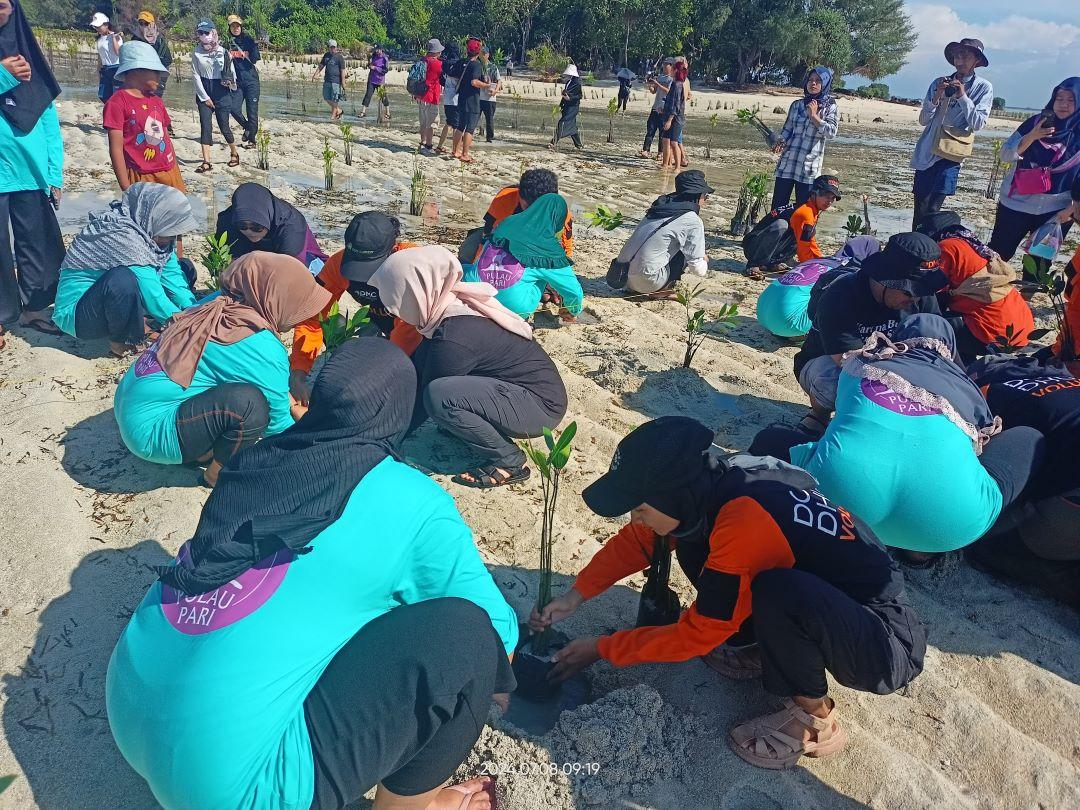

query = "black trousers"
[[752, 569, 925, 699], [617, 86, 629, 111], [175, 382, 269, 465], [643, 109, 664, 152], [743, 218, 796, 269], [749, 424, 1045, 514], [422, 376, 564, 469], [946, 315, 992, 364], [770, 178, 812, 212], [305, 598, 514, 806], [73, 266, 145, 344], [987, 203, 1073, 263], [479, 100, 497, 141], [197, 81, 236, 146], [362, 79, 379, 108], [230, 69, 260, 143], [0, 190, 64, 323]]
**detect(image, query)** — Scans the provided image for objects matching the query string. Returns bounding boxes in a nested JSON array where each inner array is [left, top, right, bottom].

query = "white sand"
[[1, 96, 1078, 809]]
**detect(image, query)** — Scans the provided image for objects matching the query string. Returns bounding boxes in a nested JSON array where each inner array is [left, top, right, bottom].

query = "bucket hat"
[[115, 41, 167, 76], [944, 38, 989, 69]]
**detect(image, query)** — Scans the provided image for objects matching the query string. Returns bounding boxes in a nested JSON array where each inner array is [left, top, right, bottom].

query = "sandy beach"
[[1, 84, 1078, 809]]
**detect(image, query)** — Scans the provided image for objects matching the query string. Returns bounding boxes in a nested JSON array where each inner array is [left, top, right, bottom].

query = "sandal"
[[458, 155, 476, 164], [743, 266, 766, 281], [702, 644, 763, 680], [18, 315, 61, 336], [452, 465, 531, 489], [228, 155, 241, 167], [195, 161, 212, 174], [728, 698, 848, 770], [796, 412, 829, 437]]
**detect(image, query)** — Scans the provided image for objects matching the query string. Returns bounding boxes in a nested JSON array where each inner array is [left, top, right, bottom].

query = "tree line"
[[25, 0, 916, 86]]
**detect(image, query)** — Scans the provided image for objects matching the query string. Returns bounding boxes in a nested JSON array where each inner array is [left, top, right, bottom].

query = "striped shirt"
[[775, 98, 839, 183]]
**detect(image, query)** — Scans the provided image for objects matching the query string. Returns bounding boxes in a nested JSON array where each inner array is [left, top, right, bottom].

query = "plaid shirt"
[[775, 98, 839, 183]]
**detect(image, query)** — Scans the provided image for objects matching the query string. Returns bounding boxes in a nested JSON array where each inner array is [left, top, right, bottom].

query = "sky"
[[875, 2, 1079, 109]]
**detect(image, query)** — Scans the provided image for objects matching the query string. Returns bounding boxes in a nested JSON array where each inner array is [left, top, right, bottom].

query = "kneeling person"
[[743, 175, 840, 278], [534, 416, 926, 770]]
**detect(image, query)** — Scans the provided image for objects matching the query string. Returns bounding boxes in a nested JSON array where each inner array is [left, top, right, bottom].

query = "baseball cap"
[[196, 19, 215, 33], [327, 39, 338, 48], [581, 416, 714, 518], [863, 233, 946, 297], [341, 212, 399, 282], [227, 14, 243, 26], [675, 169, 714, 196], [466, 38, 482, 56], [137, 11, 156, 24], [90, 12, 110, 28], [811, 175, 842, 200]]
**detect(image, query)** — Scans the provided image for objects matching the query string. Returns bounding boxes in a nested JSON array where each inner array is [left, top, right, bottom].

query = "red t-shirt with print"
[[103, 90, 177, 174]]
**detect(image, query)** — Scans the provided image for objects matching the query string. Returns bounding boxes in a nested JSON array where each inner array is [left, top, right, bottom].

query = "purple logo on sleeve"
[[778, 261, 831, 287], [861, 378, 941, 416], [160, 543, 294, 634], [133, 347, 164, 378]]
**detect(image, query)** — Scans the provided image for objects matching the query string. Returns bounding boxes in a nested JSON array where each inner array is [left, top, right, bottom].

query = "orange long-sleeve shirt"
[[290, 243, 422, 373], [938, 237, 1033, 346], [788, 200, 823, 263], [1055, 246, 1080, 358]]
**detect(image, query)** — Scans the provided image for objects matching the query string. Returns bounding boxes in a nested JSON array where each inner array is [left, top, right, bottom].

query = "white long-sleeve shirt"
[[191, 48, 235, 103]]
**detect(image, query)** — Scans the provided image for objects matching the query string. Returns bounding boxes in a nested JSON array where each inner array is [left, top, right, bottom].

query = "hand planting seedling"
[[587, 204, 623, 231], [203, 232, 234, 291], [319, 301, 371, 352], [736, 107, 778, 147], [676, 281, 738, 368]]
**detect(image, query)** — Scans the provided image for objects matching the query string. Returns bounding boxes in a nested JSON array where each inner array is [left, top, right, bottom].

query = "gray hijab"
[[61, 184, 199, 273]]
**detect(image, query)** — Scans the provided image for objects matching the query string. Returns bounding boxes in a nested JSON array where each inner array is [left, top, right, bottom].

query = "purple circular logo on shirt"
[[160, 543, 294, 634], [476, 243, 525, 290], [861, 378, 942, 417], [778, 261, 831, 287]]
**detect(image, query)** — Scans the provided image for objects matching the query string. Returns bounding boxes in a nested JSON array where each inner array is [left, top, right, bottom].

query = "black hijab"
[[645, 192, 700, 220], [218, 182, 309, 258], [0, 0, 61, 133], [158, 338, 417, 595]]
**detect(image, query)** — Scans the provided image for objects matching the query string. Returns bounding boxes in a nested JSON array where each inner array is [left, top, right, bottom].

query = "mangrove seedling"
[[1018, 256, 1074, 359], [744, 171, 770, 227], [409, 161, 428, 216], [736, 107, 777, 147], [730, 182, 751, 236], [340, 122, 354, 166], [321, 137, 337, 191], [320, 301, 371, 352], [705, 113, 718, 159], [843, 214, 865, 239], [985, 140, 1010, 199], [587, 204, 624, 231], [255, 127, 271, 171], [203, 232, 234, 291], [676, 282, 738, 368], [518, 421, 578, 656], [511, 92, 523, 129], [861, 194, 875, 235], [376, 86, 391, 123]]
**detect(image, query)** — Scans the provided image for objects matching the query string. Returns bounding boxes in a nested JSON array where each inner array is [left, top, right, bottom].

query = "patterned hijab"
[[61, 184, 198, 273], [1015, 77, 1080, 194]]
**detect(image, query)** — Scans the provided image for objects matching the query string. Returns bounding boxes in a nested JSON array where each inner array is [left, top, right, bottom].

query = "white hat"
[[327, 39, 338, 48], [563, 64, 579, 78], [90, 12, 110, 28]]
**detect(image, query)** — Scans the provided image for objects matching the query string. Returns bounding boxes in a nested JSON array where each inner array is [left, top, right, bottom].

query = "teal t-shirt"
[[0, 67, 64, 193], [755, 260, 835, 338], [789, 371, 1002, 552], [52, 251, 197, 337], [113, 330, 294, 464], [105, 457, 519, 810], [462, 261, 582, 318]]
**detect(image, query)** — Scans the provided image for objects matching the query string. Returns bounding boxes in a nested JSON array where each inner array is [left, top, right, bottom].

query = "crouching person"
[[53, 183, 199, 357], [113, 252, 332, 487], [107, 339, 516, 810], [610, 169, 713, 297], [532, 416, 926, 770]]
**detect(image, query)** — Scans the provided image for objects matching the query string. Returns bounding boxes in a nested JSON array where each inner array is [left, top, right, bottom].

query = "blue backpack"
[[407, 59, 428, 97]]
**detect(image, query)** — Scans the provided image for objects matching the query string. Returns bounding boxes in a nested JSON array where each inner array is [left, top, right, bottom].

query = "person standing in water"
[[312, 39, 347, 121], [910, 37, 993, 229], [91, 12, 122, 103], [360, 44, 388, 119], [771, 66, 839, 209]]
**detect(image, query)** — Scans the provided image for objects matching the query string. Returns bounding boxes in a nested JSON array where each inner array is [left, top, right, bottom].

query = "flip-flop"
[[452, 465, 531, 489], [458, 155, 476, 164], [19, 316, 61, 336]]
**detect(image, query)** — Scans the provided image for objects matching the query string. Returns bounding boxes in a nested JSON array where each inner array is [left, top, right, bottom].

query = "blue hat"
[[196, 19, 215, 33], [116, 41, 167, 76]]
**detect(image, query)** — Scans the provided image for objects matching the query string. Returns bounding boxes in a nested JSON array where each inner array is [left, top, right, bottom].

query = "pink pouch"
[[476, 243, 525, 290], [1010, 167, 1052, 196]]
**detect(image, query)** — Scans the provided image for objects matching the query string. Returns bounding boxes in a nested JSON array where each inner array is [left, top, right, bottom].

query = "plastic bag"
[[1025, 219, 1063, 262]]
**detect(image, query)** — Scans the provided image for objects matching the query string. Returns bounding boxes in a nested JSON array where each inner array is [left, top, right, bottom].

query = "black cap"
[[340, 212, 399, 282], [863, 233, 946, 297], [581, 417, 714, 518], [886, 232, 941, 264], [915, 210, 961, 239], [674, 169, 714, 196], [811, 175, 842, 200]]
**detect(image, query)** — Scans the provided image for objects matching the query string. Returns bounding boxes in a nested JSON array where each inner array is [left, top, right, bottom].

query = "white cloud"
[[875, 4, 1080, 108]]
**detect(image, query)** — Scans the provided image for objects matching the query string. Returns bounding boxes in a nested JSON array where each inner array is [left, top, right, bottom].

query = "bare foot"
[[429, 777, 492, 810], [202, 460, 223, 488]]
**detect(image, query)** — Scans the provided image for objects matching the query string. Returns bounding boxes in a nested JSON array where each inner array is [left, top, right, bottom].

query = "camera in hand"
[[941, 75, 959, 98]]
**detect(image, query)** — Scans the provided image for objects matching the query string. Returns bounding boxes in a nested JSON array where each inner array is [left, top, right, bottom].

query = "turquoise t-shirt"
[[113, 330, 294, 464], [462, 261, 582, 318], [105, 457, 519, 810], [789, 371, 1002, 552], [53, 251, 197, 337], [0, 67, 64, 193], [755, 259, 835, 338]]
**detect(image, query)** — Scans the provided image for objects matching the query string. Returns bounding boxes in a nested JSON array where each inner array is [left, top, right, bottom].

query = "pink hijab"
[[370, 245, 533, 340]]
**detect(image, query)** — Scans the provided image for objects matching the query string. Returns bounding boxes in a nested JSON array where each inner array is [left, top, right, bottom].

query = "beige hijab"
[[155, 251, 332, 388], [370, 245, 533, 340]]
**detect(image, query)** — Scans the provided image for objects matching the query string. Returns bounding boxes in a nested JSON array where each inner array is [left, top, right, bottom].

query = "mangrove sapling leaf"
[[0, 775, 15, 795], [676, 282, 738, 368], [410, 162, 428, 217], [843, 214, 865, 239], [607, 97, 618, 143], [340, 122, 354, 166], [319, 301, 371, 351], [322, 137, 337, 191], [518, 421, 578, 656], [203, 232, 234, 291], [736, 108, 777, 147], [587, 205, 624, 231], [255, 127, 271, 171]]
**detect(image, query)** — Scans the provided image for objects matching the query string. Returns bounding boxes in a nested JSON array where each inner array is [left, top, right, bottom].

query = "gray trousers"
[[423, 376, 563, 468]]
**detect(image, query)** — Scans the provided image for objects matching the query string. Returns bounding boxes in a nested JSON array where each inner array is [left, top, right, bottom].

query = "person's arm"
[[111, 32, 123, 56], [158, 252, 198, 310], [777, 102, 797, 149], [129, 263, 184, 323], [572, 523, 658, 600], [790, 207, 822, 262], [562, 215, 574, 258], [541, 266, 584, 316], [106, 129, 129, 190], [597, 497, 794, 667], [817, 99, 839, 140], [192, 57, 210, 103], [289, 258, 348, 375], [340, 57, 348, 85], [41, 105, 64, 195], [918, 79, 942, 127], [406, 485, 520, 654], [957, 79, 992, 132], [248, 36, 261, 65], [683, 219, 709, 276], [311, 58, 324, 82]]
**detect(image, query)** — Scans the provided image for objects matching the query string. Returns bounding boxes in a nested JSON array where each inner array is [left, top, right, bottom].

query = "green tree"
[[392, 0, 430, 51], [827, 0, 916, 80], [992, 96, 1007, 110]]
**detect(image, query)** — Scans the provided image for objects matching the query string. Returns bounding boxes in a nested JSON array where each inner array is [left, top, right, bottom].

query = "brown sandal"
[[228, 155, 241, 167], [702, 644, 762, 680], [728, 698, 848, 770]]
